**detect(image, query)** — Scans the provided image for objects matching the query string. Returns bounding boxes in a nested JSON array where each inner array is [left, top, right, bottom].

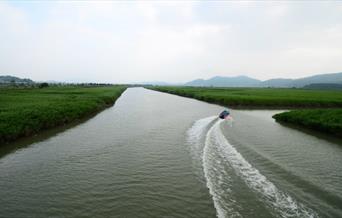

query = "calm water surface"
[[0, 88, 341, 218]]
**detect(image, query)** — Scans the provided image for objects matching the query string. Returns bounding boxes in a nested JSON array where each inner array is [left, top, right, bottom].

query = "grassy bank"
[[148, 86, 342, 108], [0, 85, 126, 144], [273, 109, 342, 138]]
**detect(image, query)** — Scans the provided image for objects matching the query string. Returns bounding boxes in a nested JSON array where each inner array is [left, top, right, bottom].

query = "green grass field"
[[0, 85, 126, 144], [149, 86, 342, 108], [273, 109, 342, 137]]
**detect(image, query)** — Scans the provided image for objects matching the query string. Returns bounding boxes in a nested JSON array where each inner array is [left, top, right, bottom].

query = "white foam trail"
[[188, 117, 240, 217], [203, 120, 240, 218], [187, 116, 217, 165], [203, 120, 318, 218]]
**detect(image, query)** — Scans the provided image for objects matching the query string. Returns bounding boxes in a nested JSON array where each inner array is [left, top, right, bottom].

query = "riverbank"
[[148, 86, 342, 138], [0, 85, 127, 144], [148, 86, 342, 108], [273, 109, 342, 138]]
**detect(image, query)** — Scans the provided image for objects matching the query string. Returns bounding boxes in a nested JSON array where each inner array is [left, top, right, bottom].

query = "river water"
[[0, 88, 341, 218]]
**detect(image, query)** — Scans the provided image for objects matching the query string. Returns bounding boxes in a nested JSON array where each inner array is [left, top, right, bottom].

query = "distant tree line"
[[0, 82, 128, 89]]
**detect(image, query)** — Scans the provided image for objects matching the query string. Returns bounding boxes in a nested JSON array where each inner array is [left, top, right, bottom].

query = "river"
[[0, 88, 341, 218]]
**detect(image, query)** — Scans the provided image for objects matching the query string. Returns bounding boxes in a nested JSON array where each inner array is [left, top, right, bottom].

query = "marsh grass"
[[273, 109, 342, 138], [0, 85, 126, 144], [149, 86, 342, 108]]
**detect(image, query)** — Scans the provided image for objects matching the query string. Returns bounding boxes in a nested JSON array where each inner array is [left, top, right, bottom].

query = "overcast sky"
[[1, 1, 342, 83]]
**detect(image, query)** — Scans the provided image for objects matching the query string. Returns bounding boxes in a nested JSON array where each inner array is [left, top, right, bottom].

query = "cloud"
[[0, 1, 342, 82]]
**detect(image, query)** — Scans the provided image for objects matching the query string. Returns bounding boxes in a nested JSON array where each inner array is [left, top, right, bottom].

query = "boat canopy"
[[219, 110, 230, 119]]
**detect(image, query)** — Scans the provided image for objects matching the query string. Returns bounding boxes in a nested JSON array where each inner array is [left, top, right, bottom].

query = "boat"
[[219, 110, 230, 119]]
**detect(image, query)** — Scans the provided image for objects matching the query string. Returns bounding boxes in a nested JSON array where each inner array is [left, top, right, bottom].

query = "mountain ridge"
[[0, 75, 34, 84], [185, 75, 261, 87], [184, 72, 342, 88]]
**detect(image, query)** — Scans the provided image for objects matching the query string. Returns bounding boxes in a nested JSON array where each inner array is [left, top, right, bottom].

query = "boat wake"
[[187, 117, 318, 218]]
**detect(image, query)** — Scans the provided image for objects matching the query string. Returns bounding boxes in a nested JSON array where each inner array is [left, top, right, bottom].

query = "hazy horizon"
[[1, 1, 342, 84]]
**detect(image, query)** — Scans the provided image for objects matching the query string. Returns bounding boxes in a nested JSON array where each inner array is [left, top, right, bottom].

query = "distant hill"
[[185, 76, 261, 87], [185, 72, 342, 88], [139, 81, 173, 86], [260, 72, 342, 88], [0, 75, 34, 84], [303, 83, 342, 90], [260, 78, 294, 87], [290, 72, 342, 87]]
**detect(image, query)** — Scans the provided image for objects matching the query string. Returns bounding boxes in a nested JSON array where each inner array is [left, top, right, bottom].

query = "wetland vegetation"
[[0, 85, 126, 144], [273, 109, 342, 138]]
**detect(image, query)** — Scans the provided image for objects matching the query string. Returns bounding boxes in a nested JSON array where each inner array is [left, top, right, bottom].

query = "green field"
[[149, 86, 342, 108], [0, 85, 126, 144], [273, 109, 342, 137]]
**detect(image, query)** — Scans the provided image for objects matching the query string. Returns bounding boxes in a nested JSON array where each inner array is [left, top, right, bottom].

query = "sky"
[[1, 1, 342, 84]]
